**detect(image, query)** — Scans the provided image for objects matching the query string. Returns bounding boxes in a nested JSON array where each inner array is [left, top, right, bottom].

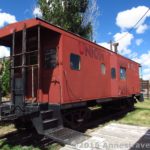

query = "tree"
[[0, 62, 2, 100], [0, 59, 10, 96], [38, 0, 93, 40]]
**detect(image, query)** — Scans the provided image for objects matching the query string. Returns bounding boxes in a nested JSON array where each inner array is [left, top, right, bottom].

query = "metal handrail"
[[12, 50, 38, 57], [11, 64, 38, 69]]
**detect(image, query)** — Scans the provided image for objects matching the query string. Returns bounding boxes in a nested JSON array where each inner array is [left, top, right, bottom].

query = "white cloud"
[[113, 32, 134, 55], [142, 74, 150, 80], [0, 11, 17, 28], [132, 51, 150, 80], [0, 10, 16, 58], [99, 42, 111, 50], [136, 38, 143, 46], [129, 52, 138, 58], [33, 7, 42, 18], [138, 51, 150, 67], [0, 46, 10, 58], [136, 24, 148, 34], [108, 32, 112, 35], [99, 6, 150, 80], [116, 6, 150, 34], [143, 68, 150, 74], [99, 32, 134, 55]]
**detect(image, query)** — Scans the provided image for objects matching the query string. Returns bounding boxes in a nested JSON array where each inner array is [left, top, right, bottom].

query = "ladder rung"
[[11, 64, 38, 69], [12, 53, 23, 57], [26, 64, 38, 68], [26, 50, 38, 54], [12, 50, 38, 57], [11, 66, 23, 69]]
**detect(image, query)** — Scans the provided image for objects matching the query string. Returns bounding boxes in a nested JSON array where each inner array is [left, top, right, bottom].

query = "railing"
[[141, 80, 150, 99]]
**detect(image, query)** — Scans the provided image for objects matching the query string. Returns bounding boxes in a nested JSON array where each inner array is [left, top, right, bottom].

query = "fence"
[[141, 80, 150, 99]]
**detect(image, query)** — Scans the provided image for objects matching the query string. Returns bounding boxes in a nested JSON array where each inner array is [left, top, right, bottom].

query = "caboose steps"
[[45, 127, 90, 146], [41, 110, 53, 120], [39, 103, 49, 111], [30, 103, 90, 146], [31, 103, 63, 135], [43, 118, 58, 130]]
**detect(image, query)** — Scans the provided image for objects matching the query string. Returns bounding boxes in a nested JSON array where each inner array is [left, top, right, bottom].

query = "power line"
[[114, 7, 150, 43]]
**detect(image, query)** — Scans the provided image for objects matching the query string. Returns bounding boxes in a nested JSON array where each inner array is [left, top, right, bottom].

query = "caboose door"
[[40, 30, 60, 103], [13, 78, 24, 111], [118, 57, 128, 96], [110, 53, 118, 97]]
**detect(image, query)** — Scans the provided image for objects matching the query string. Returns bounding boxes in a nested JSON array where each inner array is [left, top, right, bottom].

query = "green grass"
[[0, 140, 61, 150], [116, 99, 150, 127], [0, 125, 61, 150], [0, 143, 40, 150]]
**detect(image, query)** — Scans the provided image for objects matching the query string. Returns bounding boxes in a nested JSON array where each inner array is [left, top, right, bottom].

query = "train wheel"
[[14, 118, 33, 131], [126, 98, 135, 111], [62, 108, 91, 129], [101, 98, 135, 112]]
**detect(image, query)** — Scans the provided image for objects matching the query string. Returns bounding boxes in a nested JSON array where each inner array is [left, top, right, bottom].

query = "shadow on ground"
[[130, 129, 150, 150], [0, 129, 57, 150], [0, 108, 132, 149], [79, 107, 131, 132]]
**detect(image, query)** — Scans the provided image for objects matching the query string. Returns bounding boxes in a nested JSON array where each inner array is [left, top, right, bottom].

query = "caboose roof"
[[0, 18, 61, 38], [0, 18, 140, 65]]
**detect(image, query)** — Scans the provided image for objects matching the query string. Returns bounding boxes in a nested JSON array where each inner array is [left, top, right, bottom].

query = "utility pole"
[[109, 40, 113, 51], [109, 40, 119, 53], [113, 42, 119, 53]]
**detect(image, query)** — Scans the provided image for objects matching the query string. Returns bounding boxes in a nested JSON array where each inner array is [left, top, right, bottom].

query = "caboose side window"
[[29, 52, 38, 65], [27, 36, 38, 65], [111, 68, 116, 79], [70, 54, 80, 70], [120, 67, 126, 80], [44, 48, 57, 69], [101, 63, 106, 75]]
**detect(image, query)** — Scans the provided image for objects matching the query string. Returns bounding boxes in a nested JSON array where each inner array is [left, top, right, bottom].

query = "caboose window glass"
[[28, 52, 38, 65], [120, 67, 126, 80], [44, 48, 57, 69], [70, 54, 80, 70], [101, 63, 106, 75], [111, 68, 116, 79]]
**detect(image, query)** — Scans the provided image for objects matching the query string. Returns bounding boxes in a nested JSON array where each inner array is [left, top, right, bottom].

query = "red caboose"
[[0, 18, 143, 142]]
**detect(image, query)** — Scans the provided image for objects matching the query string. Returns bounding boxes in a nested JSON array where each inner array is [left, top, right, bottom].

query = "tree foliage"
[[38, 0, 93, 40], [0, 59, 10, 96]]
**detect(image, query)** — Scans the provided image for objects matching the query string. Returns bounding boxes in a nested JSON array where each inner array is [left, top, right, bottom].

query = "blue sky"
[[97, 0, 150, 55], [0, 0, 150, 79]]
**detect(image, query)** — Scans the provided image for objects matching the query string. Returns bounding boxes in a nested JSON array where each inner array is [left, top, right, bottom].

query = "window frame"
[[44, 48, 57, 69], [111, 68, 116, 79], [120, 67, 126, 80], [100, 63, 106, 75], [70, 53, 81, 71], [28, 52, 38, 65]]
